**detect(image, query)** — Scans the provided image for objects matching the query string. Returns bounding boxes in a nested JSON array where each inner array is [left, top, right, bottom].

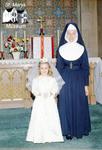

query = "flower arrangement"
[[4, 35, 25, 53]]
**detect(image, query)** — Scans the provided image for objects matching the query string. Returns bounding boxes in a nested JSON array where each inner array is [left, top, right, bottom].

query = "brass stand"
[[88, 63, 96, 104]]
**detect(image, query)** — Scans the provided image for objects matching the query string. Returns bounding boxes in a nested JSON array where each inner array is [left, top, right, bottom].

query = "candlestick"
[[24, 30, 26, 51], [1, 31, 3, 51], [15, 31, 17, 39], [57, 29, 60, 46]]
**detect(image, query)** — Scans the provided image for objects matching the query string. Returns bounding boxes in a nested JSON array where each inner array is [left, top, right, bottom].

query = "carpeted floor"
[[0, 104, 102, 150]]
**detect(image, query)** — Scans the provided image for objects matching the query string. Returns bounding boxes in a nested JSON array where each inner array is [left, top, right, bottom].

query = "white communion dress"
[[26, 75, 64, 143]]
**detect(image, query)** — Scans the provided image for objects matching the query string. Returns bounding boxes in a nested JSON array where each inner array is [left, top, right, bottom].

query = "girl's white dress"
[[26, 75, 64, 143]]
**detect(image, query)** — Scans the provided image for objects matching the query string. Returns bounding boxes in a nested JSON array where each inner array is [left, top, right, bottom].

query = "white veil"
[[50, 62, 65, 92], [26, 58, 65, 92], [26, 63, 38, 91]]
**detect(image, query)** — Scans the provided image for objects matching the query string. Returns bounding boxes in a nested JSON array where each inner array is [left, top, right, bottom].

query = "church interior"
[[0, 0, 102, 149]]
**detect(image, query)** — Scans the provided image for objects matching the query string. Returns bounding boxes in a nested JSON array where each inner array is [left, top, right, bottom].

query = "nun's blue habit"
[[56, 22, 91, 138]]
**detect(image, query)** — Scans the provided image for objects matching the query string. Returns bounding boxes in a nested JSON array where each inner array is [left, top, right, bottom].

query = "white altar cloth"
[[89, 57, 101, 63], [0, 57, 102, 104]]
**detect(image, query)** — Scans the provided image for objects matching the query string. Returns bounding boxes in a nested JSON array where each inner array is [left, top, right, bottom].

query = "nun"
[[56, 22, 91, 139]]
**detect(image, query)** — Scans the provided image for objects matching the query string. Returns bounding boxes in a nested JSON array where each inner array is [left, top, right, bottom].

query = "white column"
[[1, 31, 3, 51], [57, 29, 60, 46]]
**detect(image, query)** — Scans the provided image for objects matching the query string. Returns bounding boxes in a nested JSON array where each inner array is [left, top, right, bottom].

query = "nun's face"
[[67, 30, 77, 42]]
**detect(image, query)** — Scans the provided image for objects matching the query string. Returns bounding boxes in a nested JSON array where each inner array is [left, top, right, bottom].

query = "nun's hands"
[[85, 86, 89, 96]]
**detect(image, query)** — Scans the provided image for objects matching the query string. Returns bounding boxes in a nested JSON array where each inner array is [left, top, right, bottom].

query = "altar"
[[0, 59, 34, 109], [0, 57, 101, 108]]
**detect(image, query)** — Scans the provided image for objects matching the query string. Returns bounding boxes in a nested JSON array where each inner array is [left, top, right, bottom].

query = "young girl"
[[26, 58, 64, 143]]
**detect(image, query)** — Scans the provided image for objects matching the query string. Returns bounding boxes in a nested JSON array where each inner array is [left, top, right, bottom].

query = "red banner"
[[40, 35, 44, 58]]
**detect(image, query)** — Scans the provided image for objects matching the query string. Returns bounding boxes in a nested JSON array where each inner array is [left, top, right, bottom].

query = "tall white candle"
[[1, 31, 3, 51], [57, 29, 60, 46], [24, 30, 26, 51], [15, 31, 17, 39]]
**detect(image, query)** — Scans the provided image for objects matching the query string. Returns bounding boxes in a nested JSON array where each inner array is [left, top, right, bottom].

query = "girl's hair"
[[38, 62, 53, 76]]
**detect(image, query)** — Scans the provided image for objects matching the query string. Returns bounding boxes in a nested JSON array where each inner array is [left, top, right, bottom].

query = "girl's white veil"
[[26, 58, 65, 92]]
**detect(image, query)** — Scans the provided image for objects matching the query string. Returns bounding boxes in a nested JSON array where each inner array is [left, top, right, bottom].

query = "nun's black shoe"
[[66, 135, 72, 140]]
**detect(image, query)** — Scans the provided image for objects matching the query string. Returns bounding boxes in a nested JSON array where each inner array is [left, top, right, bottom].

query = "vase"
[[12, 52, 20, 60]]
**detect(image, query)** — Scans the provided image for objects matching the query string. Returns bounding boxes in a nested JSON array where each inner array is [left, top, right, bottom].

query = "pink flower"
[[4, 42, 8, 48]]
